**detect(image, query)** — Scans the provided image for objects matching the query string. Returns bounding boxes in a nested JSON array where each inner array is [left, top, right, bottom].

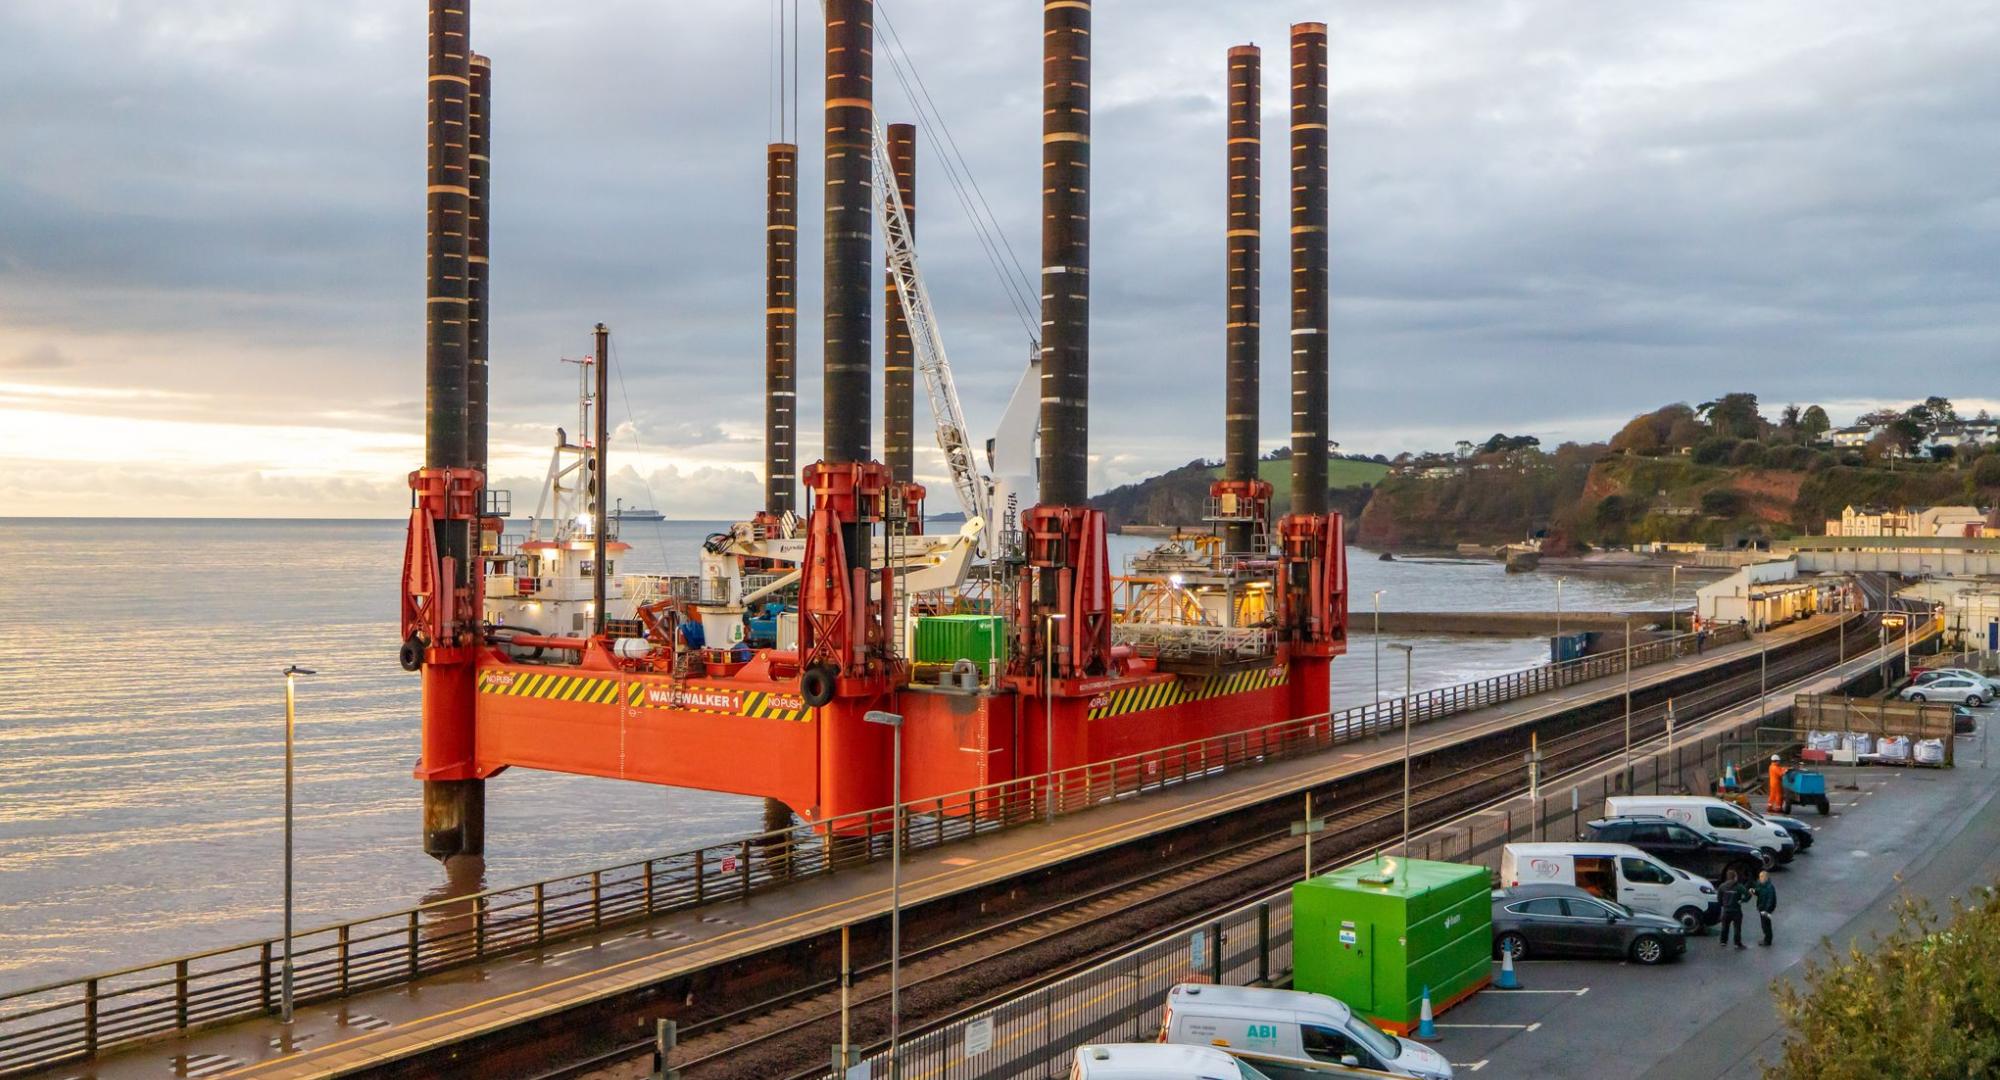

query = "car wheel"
[[1496, 932, 1527, 961], [1813, 795, 1831, 815], [1674, 907, 1705, 934], [1630, 935, 1668, 965], [1970, 696, 1984, 708], [1759, 848, 1779, 871], [1910, 693, 1927, 702]]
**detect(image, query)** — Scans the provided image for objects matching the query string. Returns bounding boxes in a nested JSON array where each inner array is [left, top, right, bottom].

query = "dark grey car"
[[1492, 883, 1687, 965]]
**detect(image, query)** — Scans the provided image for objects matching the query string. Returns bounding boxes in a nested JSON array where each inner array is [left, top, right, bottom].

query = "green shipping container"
[[1291, 857, 1492, 1034], [912, 615, 1007, 668]]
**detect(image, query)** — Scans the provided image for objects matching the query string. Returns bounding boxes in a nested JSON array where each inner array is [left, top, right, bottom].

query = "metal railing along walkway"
[[0, 622, 1763, 1076]]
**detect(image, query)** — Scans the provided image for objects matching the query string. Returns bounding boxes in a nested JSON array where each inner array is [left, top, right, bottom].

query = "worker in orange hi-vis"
[[1767, 755, 1787, 814]]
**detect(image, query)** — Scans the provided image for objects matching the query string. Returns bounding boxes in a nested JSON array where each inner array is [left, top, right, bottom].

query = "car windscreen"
[[1345, 1017, 1404, 1062]]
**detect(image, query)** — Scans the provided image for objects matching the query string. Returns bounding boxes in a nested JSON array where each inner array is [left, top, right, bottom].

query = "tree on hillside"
[[1779, 404, 1802, 440], [1699, 393, 1764, 440], [1768, 892, 2000, 1079], [1923, 395, 1958, 429], [1857, 408, 1904, 429], [1480, 433, 1541, 454], [1611, 403, 1699, 455], [1800, 405, 1832, 443]]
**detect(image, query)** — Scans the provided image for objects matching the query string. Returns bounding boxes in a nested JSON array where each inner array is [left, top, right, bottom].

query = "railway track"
[[530, 617, 1885, 1080]]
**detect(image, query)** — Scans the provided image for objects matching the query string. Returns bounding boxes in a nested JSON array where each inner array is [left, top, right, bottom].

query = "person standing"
[[1718, 869, 1747, 949], [1755, 870, 1778, 946]]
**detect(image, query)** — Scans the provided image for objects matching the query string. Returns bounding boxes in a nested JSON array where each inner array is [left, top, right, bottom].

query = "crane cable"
[[873, 0, 1040, 344]]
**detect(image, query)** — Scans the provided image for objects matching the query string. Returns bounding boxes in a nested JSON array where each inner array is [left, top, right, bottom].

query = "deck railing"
[[0, 622, 1757, 1076]]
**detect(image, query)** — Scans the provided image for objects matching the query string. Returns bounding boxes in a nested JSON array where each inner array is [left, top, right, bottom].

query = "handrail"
[[0, 618, 1836, 1076]]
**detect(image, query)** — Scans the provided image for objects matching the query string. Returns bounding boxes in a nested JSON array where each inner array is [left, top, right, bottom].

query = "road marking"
[[547, 945, 592, 959], [1493, 987, 1589, 995], [1438, 1022, 1540, 1031], [1452, 1061, 1489, 1071]]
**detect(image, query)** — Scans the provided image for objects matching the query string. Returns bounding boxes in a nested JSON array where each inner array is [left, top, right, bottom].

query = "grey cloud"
[[1, 0, 1996, 515], [5, 345, 72, 370]]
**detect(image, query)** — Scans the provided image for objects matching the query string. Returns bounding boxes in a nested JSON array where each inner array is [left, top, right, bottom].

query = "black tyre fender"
[[1814, 795, 1831, 816], [1630, 934, 1668, 965], [1495, 932, 1527, 961], [399, 633, 426, 672], [800, 664, 838, 708]]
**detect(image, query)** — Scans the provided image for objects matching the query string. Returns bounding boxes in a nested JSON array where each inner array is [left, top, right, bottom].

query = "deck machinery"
[[402, 2, 1348, 858]]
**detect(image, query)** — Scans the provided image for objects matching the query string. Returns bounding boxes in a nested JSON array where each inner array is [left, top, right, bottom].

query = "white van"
[[1605, 796, 1795, 867], [1500, 842, 1719, 931], [1071, 1043, 1273, 1079], [1161, 984, 1453, 1080]]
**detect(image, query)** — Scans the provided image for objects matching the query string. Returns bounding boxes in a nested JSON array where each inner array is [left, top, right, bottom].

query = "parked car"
[[1071, 1044, 1274, 1079], [1901, 677, 1990, 706], [1955, 705, 1978, 735], [1491, 883, 1686, 965], [1913, 668, 2000, 694], [1159, 984, 1453, 1080], [1762, 812, 1815, 851], [1500, 842, 1718, 932], [1582, 816, 1766, 883], [1604, 795, 1796, 867]]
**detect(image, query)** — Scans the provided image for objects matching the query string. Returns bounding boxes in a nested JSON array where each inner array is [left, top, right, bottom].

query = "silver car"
[[1902, 676, 1991, 706]]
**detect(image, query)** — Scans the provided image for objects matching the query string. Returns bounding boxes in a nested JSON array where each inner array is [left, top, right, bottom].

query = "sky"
[[1, 0, 1995, 518]]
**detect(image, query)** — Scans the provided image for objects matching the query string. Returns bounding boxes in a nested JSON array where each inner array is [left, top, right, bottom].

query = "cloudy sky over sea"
[[2, 0, 1995, 517]]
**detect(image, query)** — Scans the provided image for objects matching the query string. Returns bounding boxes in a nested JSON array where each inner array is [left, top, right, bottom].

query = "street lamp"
[[1388, 644, 1415, 856], [1372, 590, 1385, 702], [1044, 613, 1067, 826], [1556, 577, 1566, 638], [863, 710, 904, 1080], [1622, 620, 1634, 791], [280, 664, 316, 1025], [1669, 565, 1680, 634]]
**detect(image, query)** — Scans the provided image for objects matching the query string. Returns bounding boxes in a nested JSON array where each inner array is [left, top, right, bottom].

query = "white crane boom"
[[870, 120, 994, 543]]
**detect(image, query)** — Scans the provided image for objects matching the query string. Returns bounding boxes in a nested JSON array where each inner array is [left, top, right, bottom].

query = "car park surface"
[[1418, 713, 2000, 1079]]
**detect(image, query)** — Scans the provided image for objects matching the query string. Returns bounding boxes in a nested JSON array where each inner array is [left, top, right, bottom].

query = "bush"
[[1594, 495, 1630, 528], [1731, 441, 1768, 467], [1807, 451, 1838, 474], [1700, 489, 1745, 517], [1692, 437, 1740, 466], [1974, 455, 2000, 489], [1769, 891, 2000, 1078]]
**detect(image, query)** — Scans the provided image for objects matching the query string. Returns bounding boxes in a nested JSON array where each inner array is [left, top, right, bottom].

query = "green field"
[[1211, 457, 1389, 489]]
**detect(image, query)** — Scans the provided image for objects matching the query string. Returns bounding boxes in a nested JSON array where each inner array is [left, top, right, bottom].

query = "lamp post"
[[863, 710, 904, 1080], [1883, 614, 1907, 689], [1669, 564, 1680, 634], [280, 664, 316, 1025], [1623, 620, 1633, 790], [1044, 613, 1067, 826], [1372, 589, 1385, 702], [1388, 644, 1415, 856], [1556, 576, 1566, 638]]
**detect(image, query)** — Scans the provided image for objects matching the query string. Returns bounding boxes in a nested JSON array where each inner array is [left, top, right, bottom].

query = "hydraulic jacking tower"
[[401, 3, 1346, 858]]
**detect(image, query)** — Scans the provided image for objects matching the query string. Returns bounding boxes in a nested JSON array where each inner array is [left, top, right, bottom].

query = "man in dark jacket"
[[1718, 869, 1747, 948], [1755, 870, 1778, 946]]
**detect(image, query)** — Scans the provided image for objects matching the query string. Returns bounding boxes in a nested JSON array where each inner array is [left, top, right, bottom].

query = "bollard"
[[1496, 946, 1521, 990], [653, 1018, 679, 1079], [1416, 985, 1439, 1041]]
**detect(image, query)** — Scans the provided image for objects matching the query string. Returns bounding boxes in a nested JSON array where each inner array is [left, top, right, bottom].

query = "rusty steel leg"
[[423, 779, 486, 859]]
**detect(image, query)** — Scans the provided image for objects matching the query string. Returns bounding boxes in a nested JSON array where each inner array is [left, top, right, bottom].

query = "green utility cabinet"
[[1291, 857, 1492, 1034], [912, 615, 1007, 668]]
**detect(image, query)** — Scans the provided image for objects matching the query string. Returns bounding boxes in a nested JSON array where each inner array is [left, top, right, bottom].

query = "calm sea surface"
[[0, 519, 1690, 992]]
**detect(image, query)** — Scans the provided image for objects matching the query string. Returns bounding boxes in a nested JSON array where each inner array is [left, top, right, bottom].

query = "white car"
[[1902, 676, 1991, 706], [1914, 668, 2000, 694], [1070, 1044, 1273, 1079]]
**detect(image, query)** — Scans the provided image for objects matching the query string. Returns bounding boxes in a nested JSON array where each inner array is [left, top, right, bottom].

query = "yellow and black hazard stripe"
[[1087, 666, 1289, 720], [477, 670, 625, 705], [478, 670, 810, 723]]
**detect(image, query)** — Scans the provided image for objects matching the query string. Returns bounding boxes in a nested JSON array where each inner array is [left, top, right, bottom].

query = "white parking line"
[[1451, 1061, 1489, 1071], [1438, 1022, 1541, 1031], [1493, 987, 1589, 995]]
